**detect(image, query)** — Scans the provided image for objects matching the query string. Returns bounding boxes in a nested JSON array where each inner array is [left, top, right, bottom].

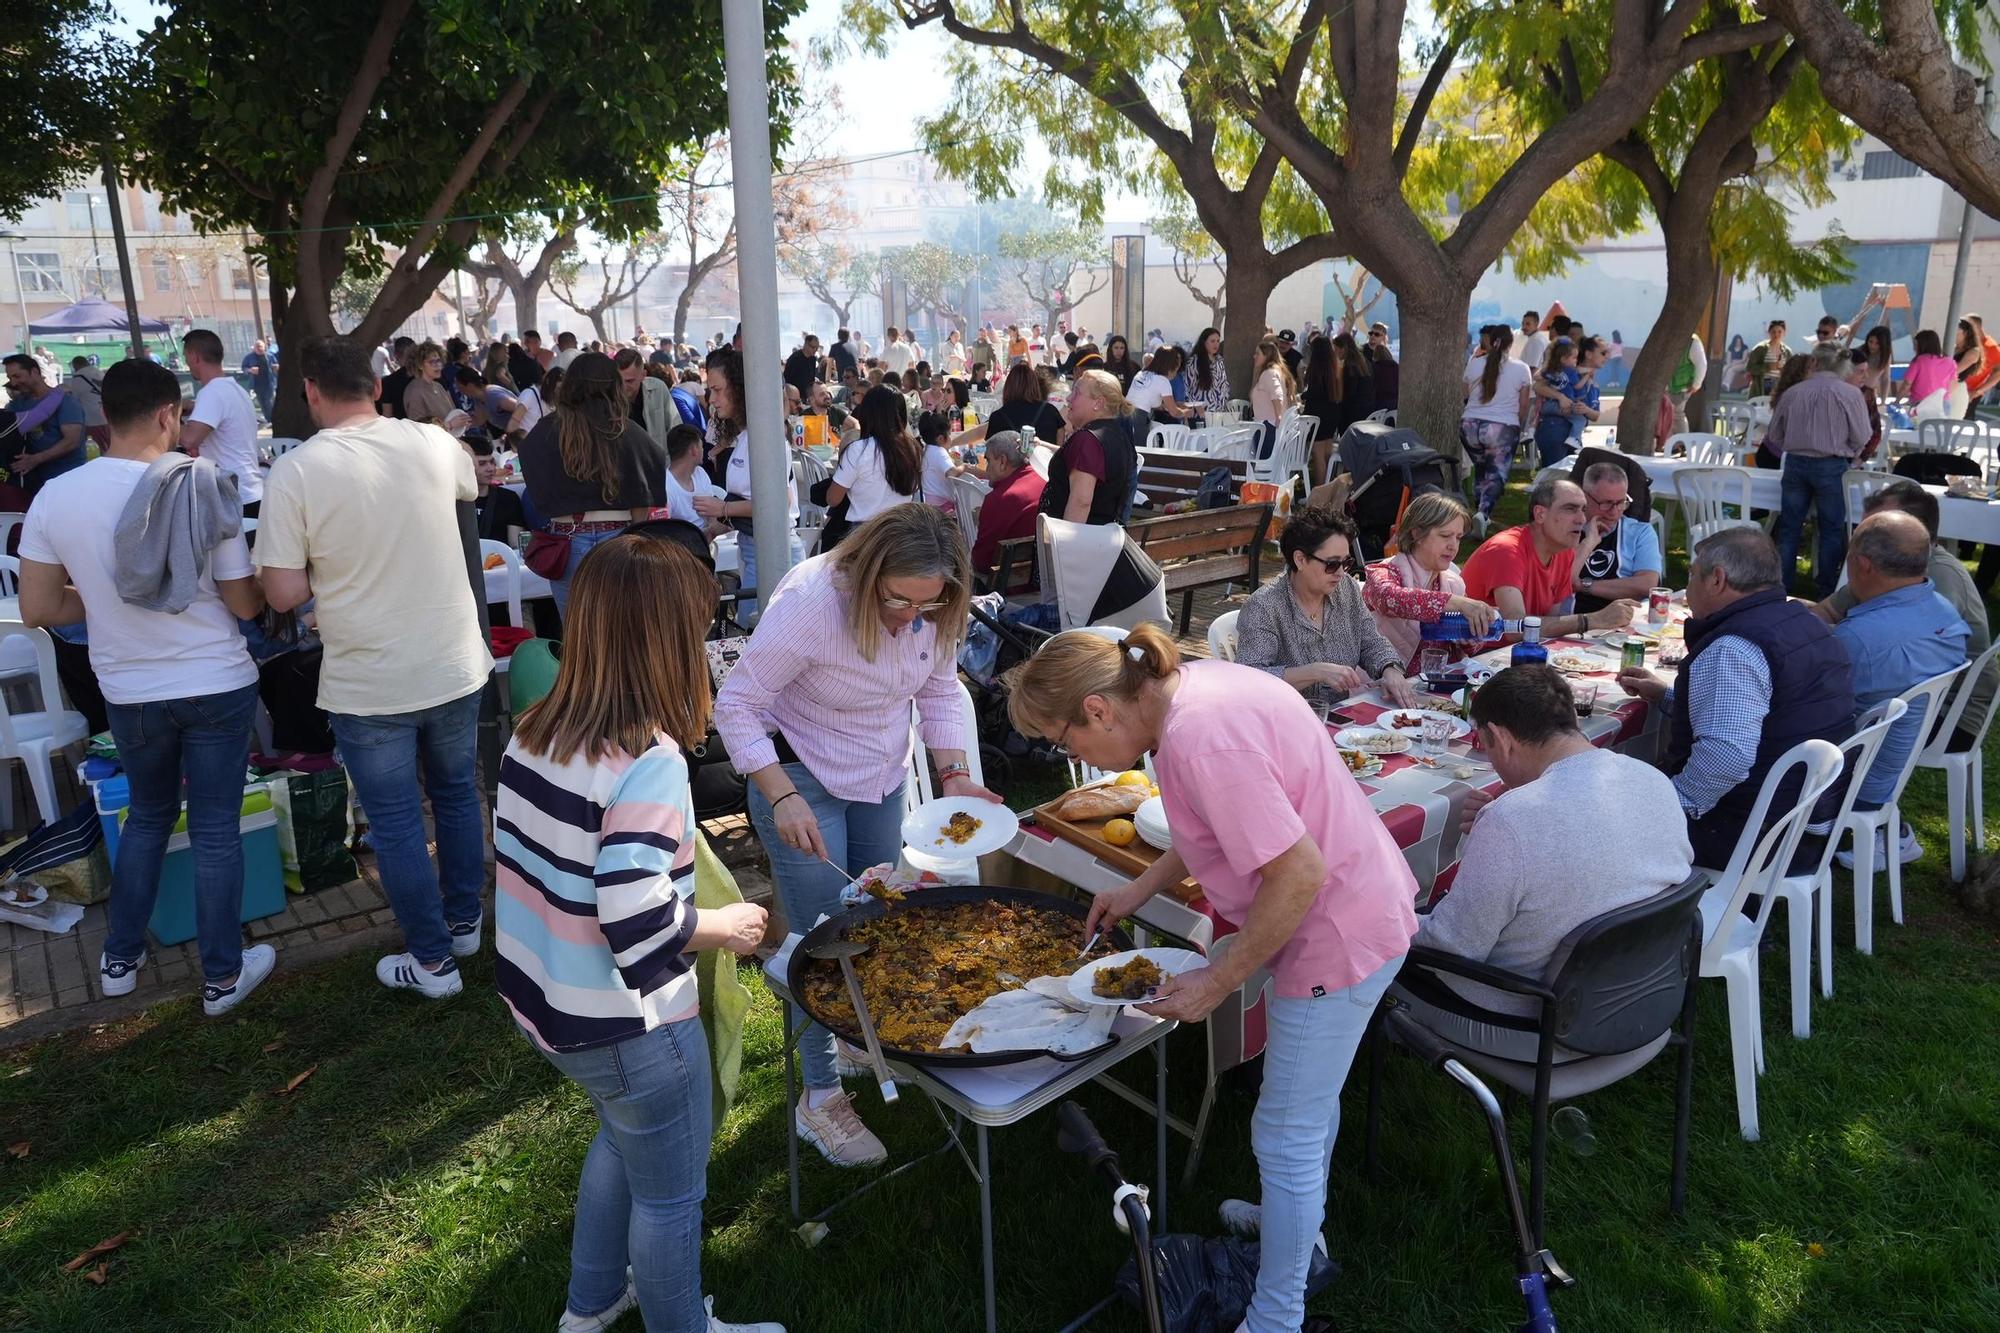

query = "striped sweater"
[[494, 737, 701, 1052]]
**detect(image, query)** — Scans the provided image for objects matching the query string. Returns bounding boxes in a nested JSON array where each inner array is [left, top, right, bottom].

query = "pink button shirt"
[[1154, 660, 1417, 997], [713, 553, 966, 803]]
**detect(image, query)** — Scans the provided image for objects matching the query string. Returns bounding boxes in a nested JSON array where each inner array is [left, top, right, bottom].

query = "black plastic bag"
[[1115, 1233, 1339, 1333], [283, 769, 359, 893]]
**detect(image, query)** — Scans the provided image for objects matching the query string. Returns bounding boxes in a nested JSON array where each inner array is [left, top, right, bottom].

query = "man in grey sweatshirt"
[[1393, 664, 1693, 1060]]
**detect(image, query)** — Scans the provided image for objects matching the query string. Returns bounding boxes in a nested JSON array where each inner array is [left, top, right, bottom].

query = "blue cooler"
[[90, 775, 287, 947]]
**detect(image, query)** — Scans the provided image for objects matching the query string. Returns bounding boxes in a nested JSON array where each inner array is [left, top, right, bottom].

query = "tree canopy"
[[0, 2, 131, 221]]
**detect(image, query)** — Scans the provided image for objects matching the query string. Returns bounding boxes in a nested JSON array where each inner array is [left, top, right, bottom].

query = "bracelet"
[[937, 765, 971, 783], [773, 791, 803, 811]]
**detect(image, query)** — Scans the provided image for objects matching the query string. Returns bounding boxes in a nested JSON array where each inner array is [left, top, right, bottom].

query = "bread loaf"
[[1051, 784, 1149, 822]]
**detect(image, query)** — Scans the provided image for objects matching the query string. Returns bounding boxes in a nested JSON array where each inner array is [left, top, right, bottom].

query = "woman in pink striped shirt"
[[714, 504, 1000, 1166]]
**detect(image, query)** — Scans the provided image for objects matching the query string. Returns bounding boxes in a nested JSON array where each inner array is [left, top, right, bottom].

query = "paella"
[[800, 898, 1118, 1050]]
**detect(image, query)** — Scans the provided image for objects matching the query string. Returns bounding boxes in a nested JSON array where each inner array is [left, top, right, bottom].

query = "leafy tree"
[[998, 222, 1106, 333], [883, 242, 979, 333], [0, 1, 131, 221], [126, 0, 801, 433], [783, 239, 880, 329], [329, 270, 384, 326], [463, 227, 577, 335], [550, 237, 670, 344], [1151, 206, 1226, 329]]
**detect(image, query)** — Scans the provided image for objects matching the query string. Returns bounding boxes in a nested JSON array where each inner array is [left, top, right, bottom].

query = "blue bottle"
[[1511, 616, 1549, 668]]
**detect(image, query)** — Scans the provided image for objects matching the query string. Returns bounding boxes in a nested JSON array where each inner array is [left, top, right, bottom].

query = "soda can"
[[1621, 638, 1647, 672], [1649, 587, 1672, 622]]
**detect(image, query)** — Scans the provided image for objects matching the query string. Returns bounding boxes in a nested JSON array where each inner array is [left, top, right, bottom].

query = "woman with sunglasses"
[[1233, 505, 1421, 709], [714, 504, 1001, 1167]]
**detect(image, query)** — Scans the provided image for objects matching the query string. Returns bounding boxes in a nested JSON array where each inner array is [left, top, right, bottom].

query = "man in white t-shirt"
[[369, 340, 396, 381], [258, 336, 492, 1001], [178, 328, 264, 513], [882, 326, 916, 375], [553, 330, 581, 370], [1515, 309, 1547, 369], [17, 358, 276, 1017]]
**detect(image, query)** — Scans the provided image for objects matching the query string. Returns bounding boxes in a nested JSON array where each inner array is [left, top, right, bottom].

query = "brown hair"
[[834, 504, 972, 662], [554, 351, 630, 503], [511, 534, 718, 764], [1391, 491, 1473, 557], [1252, 337, 1296, 409], [1003, 622, 1181, 739], [1000, 360, 1044, 406], [1479, 326, 1513, 403]]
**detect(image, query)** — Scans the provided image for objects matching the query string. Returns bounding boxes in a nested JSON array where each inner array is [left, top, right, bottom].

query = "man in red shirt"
[[971, 430, 1046, 584], [1462, 476, 1638, 636]]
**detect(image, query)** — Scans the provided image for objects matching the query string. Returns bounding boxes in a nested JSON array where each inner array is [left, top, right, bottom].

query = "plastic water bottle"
[[1511, 616, 1549, 668]]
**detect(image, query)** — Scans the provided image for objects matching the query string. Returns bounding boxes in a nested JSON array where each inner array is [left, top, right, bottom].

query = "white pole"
[[723, 0, 793, 597]]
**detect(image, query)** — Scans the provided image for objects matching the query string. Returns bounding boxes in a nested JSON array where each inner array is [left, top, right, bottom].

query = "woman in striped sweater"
[[495, 533, 781, 1333]]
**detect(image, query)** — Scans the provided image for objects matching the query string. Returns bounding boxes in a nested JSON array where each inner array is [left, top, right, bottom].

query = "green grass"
[[3, 481, 1999, 1331]]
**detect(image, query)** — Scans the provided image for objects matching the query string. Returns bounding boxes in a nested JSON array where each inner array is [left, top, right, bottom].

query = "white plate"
[[0, 881, 46, 909], [1068, 947, 1209, 1007], [1134, 796, 1170, 850], [1376, 708, 1472, 739], [902, 796, 1019, 859], [1337, 753, 1386, 780], [1549, 652, 1617, 676], [1333, 726, 1411, 754]]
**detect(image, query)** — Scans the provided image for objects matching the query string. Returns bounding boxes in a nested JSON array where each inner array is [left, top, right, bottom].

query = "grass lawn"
[[4, 484, 2000, 1331]]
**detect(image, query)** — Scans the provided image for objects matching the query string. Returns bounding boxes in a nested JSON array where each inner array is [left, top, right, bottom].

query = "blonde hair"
[[1003, 623, 1181, 739], [1392, 491, 1474, 556], [512, 534, 718, 764], [834, 503, 972, 662], [1070, 367, 1128, 419]]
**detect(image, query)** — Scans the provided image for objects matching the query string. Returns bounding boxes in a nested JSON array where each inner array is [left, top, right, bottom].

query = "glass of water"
[[1420, 715, 1454, 757]]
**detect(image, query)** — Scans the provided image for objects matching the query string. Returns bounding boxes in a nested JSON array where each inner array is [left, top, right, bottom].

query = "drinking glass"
[[1572, 681, 1600, 720], [1420, 715, 1454, 757], [1419, 647, 1448, 682]]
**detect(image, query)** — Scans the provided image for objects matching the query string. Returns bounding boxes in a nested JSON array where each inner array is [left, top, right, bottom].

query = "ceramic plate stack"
[[1133, 796, 1171, 851]]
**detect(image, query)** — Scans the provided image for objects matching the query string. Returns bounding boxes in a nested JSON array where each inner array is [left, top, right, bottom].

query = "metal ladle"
[[806, 936, 898, 1104]]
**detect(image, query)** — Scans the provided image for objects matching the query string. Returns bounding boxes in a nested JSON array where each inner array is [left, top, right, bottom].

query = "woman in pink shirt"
[[1903, 327, 1959, 417], [715, 504, 1001, 1167], [1006, 625, 1416, 1333]]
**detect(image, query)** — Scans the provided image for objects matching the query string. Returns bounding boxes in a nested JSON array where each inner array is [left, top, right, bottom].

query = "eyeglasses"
[[879, 593, 949, 613], [1586, 494, 1631, 511], [1050, 718, 1077, 759]]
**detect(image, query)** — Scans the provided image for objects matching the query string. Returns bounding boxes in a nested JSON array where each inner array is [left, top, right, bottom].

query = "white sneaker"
[[376, 952, 464, 999], [1897, 822, 1923, 864], [202, 944, 277, 1017], [1836, 823, 1924, 871], [99, 949, 147, 998], [834, 1039, 872, 1079], [707, 1295, 785, 1332], [448, 913, 483, 958], [557, 1272, 635, 1333], [1219, 1198, 1261, 1236], [794, 1091, 888, 1167]]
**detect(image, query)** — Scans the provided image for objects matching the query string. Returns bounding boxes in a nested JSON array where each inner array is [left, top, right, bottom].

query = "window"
[[15, 252, 63, 294], [229, 259, 253, 294], [65, 191, 96, 230], [1861, 150, 1922, 181], [153, 254, 174, 293]]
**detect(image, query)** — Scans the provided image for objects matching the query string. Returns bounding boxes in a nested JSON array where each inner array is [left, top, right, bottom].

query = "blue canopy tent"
[[27, 299, 171, 336]]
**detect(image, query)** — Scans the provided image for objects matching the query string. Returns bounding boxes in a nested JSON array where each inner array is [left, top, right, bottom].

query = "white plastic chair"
[[1841, 469, 1890, 534], [1674, 467, 1759, 548], [1840, 663, 1968, 954], [0, 556, 19, 597], [0, 623, 90, 828], [1770, 699, 1904, 1019], [905, 678, 983, 812], [948, 473, 988, 551], [1207, 608, 1240, 662], [792, 448, 832, 553], [1664, 432, 1736, 465], [1712, 402, 1755, 446], [1209, 423, 1263, 462], [1913, 416, 1989, 462], [1250, 411, 1311, 492], [1696, 738, 1843, 1140], [0, 514, 24, 557], [479, 539, 524, 631], [1365, 408, 1394, 424], [1225, 398, 1252, 423], [1648, 509, 1671, 561], [1915, 638, 2000, 881]]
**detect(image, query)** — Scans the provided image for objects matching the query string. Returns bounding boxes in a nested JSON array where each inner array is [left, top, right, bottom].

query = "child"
[[1532, 338, 1581, 468], [915, 408, 958, 509], [1567, 336, 1607, 451]]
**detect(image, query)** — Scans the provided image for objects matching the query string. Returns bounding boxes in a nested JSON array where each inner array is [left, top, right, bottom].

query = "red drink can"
[[1649, 587, 1672, 622]]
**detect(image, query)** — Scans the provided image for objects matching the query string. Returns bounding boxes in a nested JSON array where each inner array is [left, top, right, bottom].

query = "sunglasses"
[[1305, 554, 1358, 575]]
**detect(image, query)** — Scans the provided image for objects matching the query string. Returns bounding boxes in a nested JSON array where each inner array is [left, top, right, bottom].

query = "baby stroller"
[[1336, 422, 1464, 559]]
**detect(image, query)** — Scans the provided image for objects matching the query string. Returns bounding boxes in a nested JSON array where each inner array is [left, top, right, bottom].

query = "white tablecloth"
[[483, 563, 554, 607], [1628, 454, 2000, 546]]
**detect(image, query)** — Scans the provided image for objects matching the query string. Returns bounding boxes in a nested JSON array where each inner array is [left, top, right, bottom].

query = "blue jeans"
[[747, 761, 905, 1088], [551, 527, 618, 618], [330, 689, 485, 966], [1776, 454, 1850, 597], [1534, 417, 1576, 469], [538, 1017, 714, 1331], [735, 530, 805, 627], [1244, 953, 1405, 1333], [103, 682, 260, 982]]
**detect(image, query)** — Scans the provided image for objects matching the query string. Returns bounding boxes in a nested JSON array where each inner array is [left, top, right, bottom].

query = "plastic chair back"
[[0, 513, 26, 557], [507, 638, 562, 713], [1664, 432, 1734, 464], [1674, 467, 1758, 547], [1796, 698, 1906, 887], [1841, 469, 1889, 532], [1207, 609, 1241, 662], [0, 555, 19, 597], [1700, 739, 1844, 968], [0, 622, 63, 755], [906, 679, 983, 811], [1875, 662, 1968, 805], [479, 539, 524, 627], [1538, 871, 1709, 1056], [1920, 638, 2000, 761]]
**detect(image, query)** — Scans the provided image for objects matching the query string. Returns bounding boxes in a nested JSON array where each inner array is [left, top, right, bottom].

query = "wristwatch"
[[1579, 576, 1597, 594]]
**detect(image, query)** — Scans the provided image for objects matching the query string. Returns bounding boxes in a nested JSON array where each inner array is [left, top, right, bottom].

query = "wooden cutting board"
[[1029, 798, 1204, 905]]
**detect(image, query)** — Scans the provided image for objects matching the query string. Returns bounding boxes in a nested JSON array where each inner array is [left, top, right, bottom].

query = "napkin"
[[939, 977, 1116, 1054]]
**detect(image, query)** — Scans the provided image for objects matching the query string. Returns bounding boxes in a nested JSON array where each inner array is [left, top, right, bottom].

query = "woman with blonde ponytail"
[[1003, 623, 1416, 1333]]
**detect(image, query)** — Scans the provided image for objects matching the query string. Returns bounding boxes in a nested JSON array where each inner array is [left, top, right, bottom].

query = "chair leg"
[[1973, 760, 1986, 856], [1816, 870, 1834, 1000], [0, 759, 16, 832], [1529, 1092, 1550, 1251], [1722, 972, 1761, 1142], [1947, 763, 1969, 883], [1887, 805, 1906, 926], [1853, 824, 1876, 956], [22, 743, 59, 827], [1789, 893, 1812, 1040]]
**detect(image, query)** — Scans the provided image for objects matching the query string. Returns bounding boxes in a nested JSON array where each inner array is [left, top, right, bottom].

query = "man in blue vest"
[[1616, 527, 1855, 869]]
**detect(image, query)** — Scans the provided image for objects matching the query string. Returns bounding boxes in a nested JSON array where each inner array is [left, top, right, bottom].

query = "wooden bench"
[[1134, 448, 1251, 511], [991, 502, 1273, 633]]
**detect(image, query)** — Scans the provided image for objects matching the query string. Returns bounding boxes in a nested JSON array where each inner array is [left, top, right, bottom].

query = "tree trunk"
[[270, 300, 321, 439], [512, 274, 547, 335], [673, 284, 696, 346], [1393, 287, 1473, 464], [588, 308, 613, 344], [1618, 237, 1715, 455], [1219, 257, 1275, 399]]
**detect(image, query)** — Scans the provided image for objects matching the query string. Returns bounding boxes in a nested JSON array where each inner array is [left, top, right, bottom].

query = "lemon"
[[1102, 818, 1138, 846], [1115, 770, 1151, 788]]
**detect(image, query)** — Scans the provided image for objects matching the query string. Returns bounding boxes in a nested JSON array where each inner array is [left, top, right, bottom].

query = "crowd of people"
[[6, 278, 1995, 1333]]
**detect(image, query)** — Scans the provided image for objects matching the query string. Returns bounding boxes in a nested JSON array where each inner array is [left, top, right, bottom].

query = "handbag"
[[522, 530, 571, 579]]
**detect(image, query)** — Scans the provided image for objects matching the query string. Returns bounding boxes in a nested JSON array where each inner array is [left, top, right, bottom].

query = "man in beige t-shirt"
[[258, 336, 492, 1001]]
